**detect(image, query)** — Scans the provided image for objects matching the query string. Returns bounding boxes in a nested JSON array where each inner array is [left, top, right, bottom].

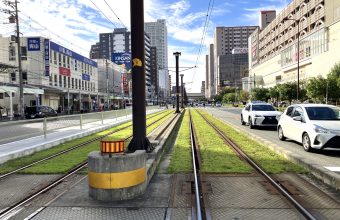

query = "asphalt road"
[[203, 106, 340, 171]]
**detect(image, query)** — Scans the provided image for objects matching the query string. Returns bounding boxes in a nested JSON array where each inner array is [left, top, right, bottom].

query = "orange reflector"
[[100, 140, 125, 153]]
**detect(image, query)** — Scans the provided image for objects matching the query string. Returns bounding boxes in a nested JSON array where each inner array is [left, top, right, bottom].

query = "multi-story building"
[[145, 19, 169, 100], [150, 47, 158, 102], [201, 81, 205, 96], [260, 10, 277, 30], [0, 36, 98, 115], [248, 0, 340, 91], [90, 28, 154, 101], [210, 26, 258, 95]]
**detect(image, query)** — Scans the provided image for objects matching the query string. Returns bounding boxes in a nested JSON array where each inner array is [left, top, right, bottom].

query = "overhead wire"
[[103, 0, 127, 29], [189, 0, 214, 92], [88, 0, 118, 28]]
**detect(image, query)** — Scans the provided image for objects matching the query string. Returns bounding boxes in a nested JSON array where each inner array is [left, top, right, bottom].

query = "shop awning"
[[0, 86, 44, 95]]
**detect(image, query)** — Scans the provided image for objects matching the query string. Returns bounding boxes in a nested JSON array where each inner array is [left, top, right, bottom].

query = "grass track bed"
[[191, 110, 252, 173], [0, 110, 173, 174], [168, 110, 192, 173], [198, 110, 307, 174]]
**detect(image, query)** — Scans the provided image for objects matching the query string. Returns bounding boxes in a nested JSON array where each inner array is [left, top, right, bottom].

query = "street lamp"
[[283, 17, 300, 101], [173, 52, 181, 113]]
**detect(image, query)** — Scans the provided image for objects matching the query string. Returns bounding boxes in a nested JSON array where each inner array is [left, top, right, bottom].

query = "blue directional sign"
[[27, 38, 41, 51], [111, 52, 131, 71], [82, 73, 90, 81]]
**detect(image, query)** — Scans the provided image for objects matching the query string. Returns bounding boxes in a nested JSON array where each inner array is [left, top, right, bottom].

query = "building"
[[260, 10, 276, 30], [90, 28, 154, 101], [201, 81, 205, 96], [211, 26, 258, 96], [144, 19, 170, 100], [93, 59, 126, 109], [0, 36, 98, 116], [248, 0, 340, 92], [150, 47, 158, 103], [144, 19, 168, 69], [206, 44, 215, 99]]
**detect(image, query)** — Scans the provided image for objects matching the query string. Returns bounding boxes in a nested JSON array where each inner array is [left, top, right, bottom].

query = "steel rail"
[[0, 110, 171, 180], [196, 110, 317, 220], [189, 110, 203, 220], [197, 111, 317, 220], [0, 109, 177, 219]]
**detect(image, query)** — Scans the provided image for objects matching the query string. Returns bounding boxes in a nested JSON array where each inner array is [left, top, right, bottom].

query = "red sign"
[[59, 67, 71, 76]]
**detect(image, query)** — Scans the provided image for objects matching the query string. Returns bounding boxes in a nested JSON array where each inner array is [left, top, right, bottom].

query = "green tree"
[[327, 63, 340, 102], [277, 82, 297, 104], [268, 85, 280, 101], [306, 76, 327, 102], [222, 93, 236, 103], [251, 87, 269, 101], [240, 91, 249, 102]]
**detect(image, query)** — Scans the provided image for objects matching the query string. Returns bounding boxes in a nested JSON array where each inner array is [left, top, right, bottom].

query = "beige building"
[[247, 0, 340, 92]]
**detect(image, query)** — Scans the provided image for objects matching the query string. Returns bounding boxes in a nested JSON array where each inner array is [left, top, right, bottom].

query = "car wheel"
[[241, 115, 245, 125], [278, 126, 286, 141], [302, 133, 312, 152], [249, 117, 254, 129]]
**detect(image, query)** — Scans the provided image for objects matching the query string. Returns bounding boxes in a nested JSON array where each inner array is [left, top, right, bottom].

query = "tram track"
[[0, 110, 178, 219], [193, 109, 317, 220], [0, 109, 171, 180]]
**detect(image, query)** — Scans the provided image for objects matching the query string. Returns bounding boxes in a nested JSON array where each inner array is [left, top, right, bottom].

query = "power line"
[[189, 0, 215, 92], [103, 0, 127, 29], [88, 0, 118, 28]]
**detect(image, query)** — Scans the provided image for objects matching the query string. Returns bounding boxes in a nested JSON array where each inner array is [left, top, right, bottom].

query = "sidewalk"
[[0, 108, 161, 164]]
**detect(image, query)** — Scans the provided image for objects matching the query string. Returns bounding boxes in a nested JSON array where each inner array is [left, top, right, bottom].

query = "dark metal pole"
[[127, 0, 150, 152], [180, 74, 184, 108], [173, 52, 181, 113]]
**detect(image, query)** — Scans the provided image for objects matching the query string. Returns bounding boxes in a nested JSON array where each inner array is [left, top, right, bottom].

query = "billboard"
[[111, 52, 131, 71], [59, 67, 71, 76], [82, 73, 90, 81], [27, 38, 40, 51]]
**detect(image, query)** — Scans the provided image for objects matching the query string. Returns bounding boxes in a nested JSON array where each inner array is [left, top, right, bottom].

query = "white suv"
[[241, 102, 281, 129]]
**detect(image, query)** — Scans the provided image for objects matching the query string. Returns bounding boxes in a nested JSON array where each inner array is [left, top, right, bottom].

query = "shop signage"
[[44, 39, 50, 76], [59, 67, 71, 76], [112, 52, 131, 71], [27, 38, 40, 51]]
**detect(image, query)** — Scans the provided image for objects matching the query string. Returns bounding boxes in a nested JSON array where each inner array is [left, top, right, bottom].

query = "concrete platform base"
[[88, 150, 147, 201]]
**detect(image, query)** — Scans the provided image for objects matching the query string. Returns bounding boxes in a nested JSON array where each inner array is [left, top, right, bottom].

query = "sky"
[[0, 0, 290, 93]]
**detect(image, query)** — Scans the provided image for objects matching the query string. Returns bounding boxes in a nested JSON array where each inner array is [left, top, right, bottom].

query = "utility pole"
[[106, 59, 109, 109], [2, 0, 24, 118], [180, 74, 184, 108], [173, 52, 181, 113], [127, 0, 150, 152]]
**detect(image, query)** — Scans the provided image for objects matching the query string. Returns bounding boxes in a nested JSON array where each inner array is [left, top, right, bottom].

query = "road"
[[203, 106, 340, 172]]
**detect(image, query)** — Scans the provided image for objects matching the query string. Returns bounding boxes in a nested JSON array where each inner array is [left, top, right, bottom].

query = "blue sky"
[[0, 0, 290, 92]]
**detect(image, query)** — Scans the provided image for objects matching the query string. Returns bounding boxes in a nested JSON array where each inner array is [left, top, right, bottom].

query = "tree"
[[268, 85, 280, 101], [277, 82, 297, 104], [251, 87, 269, 101], [240, 91, 249, 102], [306, 76, 327, 102], [327, 63, 340, 102], [222, 93, 236, 103]]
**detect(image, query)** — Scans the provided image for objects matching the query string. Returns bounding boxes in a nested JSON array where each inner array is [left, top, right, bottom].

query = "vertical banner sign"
[[27, 38, 41, 51], [44, 39, 50, 76]]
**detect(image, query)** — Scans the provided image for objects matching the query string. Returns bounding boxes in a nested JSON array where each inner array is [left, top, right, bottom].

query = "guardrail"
[[0, 106, 157, 145]]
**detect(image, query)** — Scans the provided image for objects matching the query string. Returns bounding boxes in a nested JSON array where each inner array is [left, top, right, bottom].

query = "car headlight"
[[313, 124, 330, 134], [254, 114, 262, 117]]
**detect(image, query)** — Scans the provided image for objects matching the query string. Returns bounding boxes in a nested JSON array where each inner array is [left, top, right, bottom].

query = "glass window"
[[58, 53, 62, 66], [292, 107, 303, 117], [305, 107, 340, 120], [21, 46, 27, 60], [9, 46, 16, 61]]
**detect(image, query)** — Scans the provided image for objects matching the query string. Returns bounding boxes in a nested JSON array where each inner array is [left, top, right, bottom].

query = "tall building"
[[248, 0, 340, 91], [145, 19, 169, 100], [213, 26, 258, 93], [205, 55, 209, 99], [90, 28, 154, 101], [201, 81, 205, 96], [150, 47, 158, 102], [208, 44, 215, 99], [144, 19, 168, 69]]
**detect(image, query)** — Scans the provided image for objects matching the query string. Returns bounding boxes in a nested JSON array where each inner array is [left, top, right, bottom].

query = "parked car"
[[277, 104, 340, 152], [241, 101, 281, 129], [25, 105, 58, 119], [215, 102, 222, 107]]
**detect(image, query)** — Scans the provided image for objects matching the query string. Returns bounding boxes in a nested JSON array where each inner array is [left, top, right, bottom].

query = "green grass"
[[191, 110, 253, 173], [0, 110, 173, 174], [167, 110, 192, 173], [198, 110, 307, 174]]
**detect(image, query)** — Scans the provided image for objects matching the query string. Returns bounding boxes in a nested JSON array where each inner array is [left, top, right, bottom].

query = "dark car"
[[25, 106, 58, 119]]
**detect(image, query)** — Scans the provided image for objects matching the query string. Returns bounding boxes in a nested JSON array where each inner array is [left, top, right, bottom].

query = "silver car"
[[278, 104, 340, 151]]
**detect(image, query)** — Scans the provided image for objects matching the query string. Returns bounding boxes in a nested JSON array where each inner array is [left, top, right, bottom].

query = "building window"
[[74, 60, 78, 71], [10, 72, 16, 81], [67, 56, 70, 68], [0, 93, 3, 99], [67, 77, 70, 88], [9, 46, 16, 61], [49, 75, 52, 86], [63, 76, 66, 87], [58, 53, 62, 66], [23, 71, 27, 84], [59, 75, 62, 87], [63, 55, 66, 67], [54, 74, 57, 86], [21, 46, 27, 60], [72, 78, 74, 89], [53, 51, 57, 65]]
